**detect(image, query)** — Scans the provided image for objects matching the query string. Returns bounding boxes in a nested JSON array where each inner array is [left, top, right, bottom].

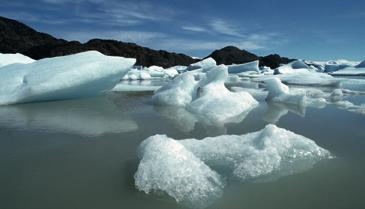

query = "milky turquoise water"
[[0, 80, 365, 209]]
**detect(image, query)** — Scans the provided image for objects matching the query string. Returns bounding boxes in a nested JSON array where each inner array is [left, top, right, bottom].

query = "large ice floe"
[[0, 53, 35, 67], [135, 124, 332, 208], [0, 51, 135, 105], [153, 65, 258, 125]]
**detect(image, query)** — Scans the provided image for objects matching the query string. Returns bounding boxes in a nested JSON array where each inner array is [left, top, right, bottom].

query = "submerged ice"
[[135, 124, 332, 207]]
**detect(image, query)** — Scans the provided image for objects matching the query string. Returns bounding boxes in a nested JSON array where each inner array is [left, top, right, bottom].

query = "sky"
[[0, 0, 364, 60]]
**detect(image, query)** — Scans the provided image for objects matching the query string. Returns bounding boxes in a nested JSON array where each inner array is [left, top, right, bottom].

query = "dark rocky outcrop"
[[205, 46, 259, 65], [205, 46, 294, 69], [0, 16, 197, 68], [259, 54, 294, 69], [0, 16, 67, 54]]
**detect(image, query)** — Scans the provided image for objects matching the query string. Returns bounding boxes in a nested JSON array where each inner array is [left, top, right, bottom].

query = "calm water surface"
[[1, 79, 365, 209]]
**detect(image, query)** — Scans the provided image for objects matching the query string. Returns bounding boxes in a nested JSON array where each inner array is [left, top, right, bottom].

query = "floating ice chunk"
[[188, 57, 217, 71], [0, 53, 35, 68], [277, 72, 340, 86], [275, 60, 310, 74], [135, 135, 224, 208], [152, 72, 197, 106], [330, 67, 365, 76], [187, 65, 258, 123], [135, 125, 331, 207], [163, 67, 179, 78], [227, 60, 259, 74], [153, 65, 258, 123], [264, 77, 289, 99], [123, 69, 152, 80], [0, 51, 135, 105], [324, 63, 351, 73], [145, 66, 165, 77], [111, 83, 161, 92], [181, 124, 331, 180], [334, 100, 365, 115]]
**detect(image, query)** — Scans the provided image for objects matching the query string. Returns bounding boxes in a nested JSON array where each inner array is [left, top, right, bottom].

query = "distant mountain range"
[[0, 16, 293, 68]]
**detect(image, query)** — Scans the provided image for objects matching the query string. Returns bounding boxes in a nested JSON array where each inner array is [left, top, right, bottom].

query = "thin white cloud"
[[209, 19, 244, 37], [181, 26, 207, 32]]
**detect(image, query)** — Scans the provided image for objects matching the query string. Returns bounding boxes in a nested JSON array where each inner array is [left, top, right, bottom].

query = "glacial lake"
[[1, 78, 365, 209]]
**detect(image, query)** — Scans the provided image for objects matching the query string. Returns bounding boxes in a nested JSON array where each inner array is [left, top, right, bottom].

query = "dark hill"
[[0, 16, 197, 68], [205, 46, 294, 69]]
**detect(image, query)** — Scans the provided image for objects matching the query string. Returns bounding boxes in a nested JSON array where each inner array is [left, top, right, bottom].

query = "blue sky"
[[0, 0, 364, 60]]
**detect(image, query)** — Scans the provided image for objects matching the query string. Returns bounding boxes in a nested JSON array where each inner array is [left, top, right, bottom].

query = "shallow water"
[[1, 79, 365, 209]]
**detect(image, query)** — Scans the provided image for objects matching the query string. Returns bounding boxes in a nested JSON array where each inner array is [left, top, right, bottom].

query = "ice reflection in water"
[[0, 96, 138, 136]]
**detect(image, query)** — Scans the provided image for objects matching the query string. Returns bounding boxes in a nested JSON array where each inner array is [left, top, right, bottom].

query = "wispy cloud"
[[181, 26, 207, 32], [209, 19, 244, 37]]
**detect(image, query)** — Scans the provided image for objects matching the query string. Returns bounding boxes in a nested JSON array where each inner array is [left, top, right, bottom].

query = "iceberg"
[[135, 134, 224, 208], [0, 53, 35, 68], [122, 68, 152, 80], [264, 77, 306, 105], [274, 60, 310, 74], [152, 72, 197, 106], [0, 51, 135, 105], [330, 67, 365, 76], [227, 60, 259, 74], [188, 57, 217, 71], [153, 65, 258, 123], [187, 65, 258, 123], [135, 125, 332, 207]]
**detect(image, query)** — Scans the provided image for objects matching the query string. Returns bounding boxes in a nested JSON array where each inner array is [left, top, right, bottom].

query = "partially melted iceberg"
[[153, 65, 258, 124], [135, 124, 332, 207], [264, 77, 306, 106], [187, 65, 258, 123], [0, 51, 135, 105], [187, 57, 217, 71], [0, 53, 35, 68]]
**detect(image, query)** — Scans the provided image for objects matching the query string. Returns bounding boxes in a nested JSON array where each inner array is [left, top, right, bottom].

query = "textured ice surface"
[[135, 134, 224, 208], [0, 53, 35, 67], [135, 125, 332, 207], [227, 60, 259, 74], [0, 51, 135, 105]]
